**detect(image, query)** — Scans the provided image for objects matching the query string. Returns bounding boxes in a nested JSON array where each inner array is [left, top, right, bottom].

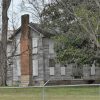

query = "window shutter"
[[49, 40, 54, 54], [91, 63, 95, 75], [61, 67, 66, 75], [16, 39, 20, 54], [16, 58, 21, 76], [32, 38, 38, 54], [50, 67, 54, 75], [33, 60, 38, 76]]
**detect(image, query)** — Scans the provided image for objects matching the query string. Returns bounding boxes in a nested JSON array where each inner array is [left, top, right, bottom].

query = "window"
[[33, 60, 38, 76], [49, 40, 54, 54], [32, 38, 38, 54], [61, 67, 66, 75], [49, 59, 55, 75], [49, 59, 55, 67]]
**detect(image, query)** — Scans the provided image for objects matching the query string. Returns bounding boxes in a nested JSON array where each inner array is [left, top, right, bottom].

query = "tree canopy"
[[41, 0, 100, 65]]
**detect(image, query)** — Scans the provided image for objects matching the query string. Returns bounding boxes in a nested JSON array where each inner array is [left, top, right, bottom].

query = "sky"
[[2, 0, 50, 30], [0, 0, 25, 40], [8, 0, 45, 29], [8, 0, 25, 29]]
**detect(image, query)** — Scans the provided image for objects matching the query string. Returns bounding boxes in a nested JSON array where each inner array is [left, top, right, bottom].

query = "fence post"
[[42, 80, 50, 100]]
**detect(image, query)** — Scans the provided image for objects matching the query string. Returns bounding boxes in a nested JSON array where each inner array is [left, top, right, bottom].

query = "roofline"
[[9, 23, 55, 39], [9, 27, 21, 40]]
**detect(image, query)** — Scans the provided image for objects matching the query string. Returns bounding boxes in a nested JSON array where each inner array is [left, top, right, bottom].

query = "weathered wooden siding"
[[6, 27, 100, 86]]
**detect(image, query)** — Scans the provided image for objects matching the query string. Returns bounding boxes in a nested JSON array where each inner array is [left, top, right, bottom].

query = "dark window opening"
[[49, 59, 55, 67]]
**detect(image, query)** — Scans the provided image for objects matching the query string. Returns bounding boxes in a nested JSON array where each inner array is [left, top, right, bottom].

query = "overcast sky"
[[7, 0, 50, 29], [8, 0, 41, 29], [8, 0, 22, 29], [8, 0, 34, 29]]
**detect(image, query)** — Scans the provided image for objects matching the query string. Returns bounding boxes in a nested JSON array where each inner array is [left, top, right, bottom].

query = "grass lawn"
[[0, 86, 100, 100]]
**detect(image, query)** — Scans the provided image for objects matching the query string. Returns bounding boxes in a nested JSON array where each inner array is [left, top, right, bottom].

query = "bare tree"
[[0, 0, 11, 86], [21, 0, 51, 23]]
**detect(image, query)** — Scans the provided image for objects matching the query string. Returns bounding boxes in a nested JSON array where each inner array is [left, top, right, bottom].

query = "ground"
[[0, 86, 100, 100]]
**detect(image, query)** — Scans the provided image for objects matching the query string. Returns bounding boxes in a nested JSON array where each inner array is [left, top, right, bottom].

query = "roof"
[[9, 22, 55, 39]]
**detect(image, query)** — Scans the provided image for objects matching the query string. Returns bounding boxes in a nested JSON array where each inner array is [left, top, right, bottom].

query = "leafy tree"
[[41, 0, 100, 65]]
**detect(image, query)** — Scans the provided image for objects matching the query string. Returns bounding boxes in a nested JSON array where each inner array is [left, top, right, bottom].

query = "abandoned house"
[[6, 14, 100, 86]]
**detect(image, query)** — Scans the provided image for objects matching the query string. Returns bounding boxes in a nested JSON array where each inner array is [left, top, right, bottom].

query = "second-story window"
[[32, 38, 38, 54]]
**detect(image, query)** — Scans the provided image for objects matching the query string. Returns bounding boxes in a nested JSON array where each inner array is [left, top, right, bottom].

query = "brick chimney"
[[20, 14, 32, 86]]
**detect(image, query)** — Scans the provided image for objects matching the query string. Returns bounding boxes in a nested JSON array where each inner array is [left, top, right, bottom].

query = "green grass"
[[0, 86, 100, 100]]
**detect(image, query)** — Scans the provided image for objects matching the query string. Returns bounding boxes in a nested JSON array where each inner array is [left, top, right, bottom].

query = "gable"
[[30, 28, 44, 38]]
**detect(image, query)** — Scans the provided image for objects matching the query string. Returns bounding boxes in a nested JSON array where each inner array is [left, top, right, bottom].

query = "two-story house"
[[7, 14, 100, 86]]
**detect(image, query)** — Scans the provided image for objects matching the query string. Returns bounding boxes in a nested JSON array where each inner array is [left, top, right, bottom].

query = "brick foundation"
[[20, 75, 30, 87]]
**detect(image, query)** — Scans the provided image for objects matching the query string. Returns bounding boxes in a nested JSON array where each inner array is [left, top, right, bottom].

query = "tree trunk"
[[1, 0, 11, 86]]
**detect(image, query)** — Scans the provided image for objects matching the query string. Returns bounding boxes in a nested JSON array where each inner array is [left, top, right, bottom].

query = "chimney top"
[[21, 14, 29, 26]]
